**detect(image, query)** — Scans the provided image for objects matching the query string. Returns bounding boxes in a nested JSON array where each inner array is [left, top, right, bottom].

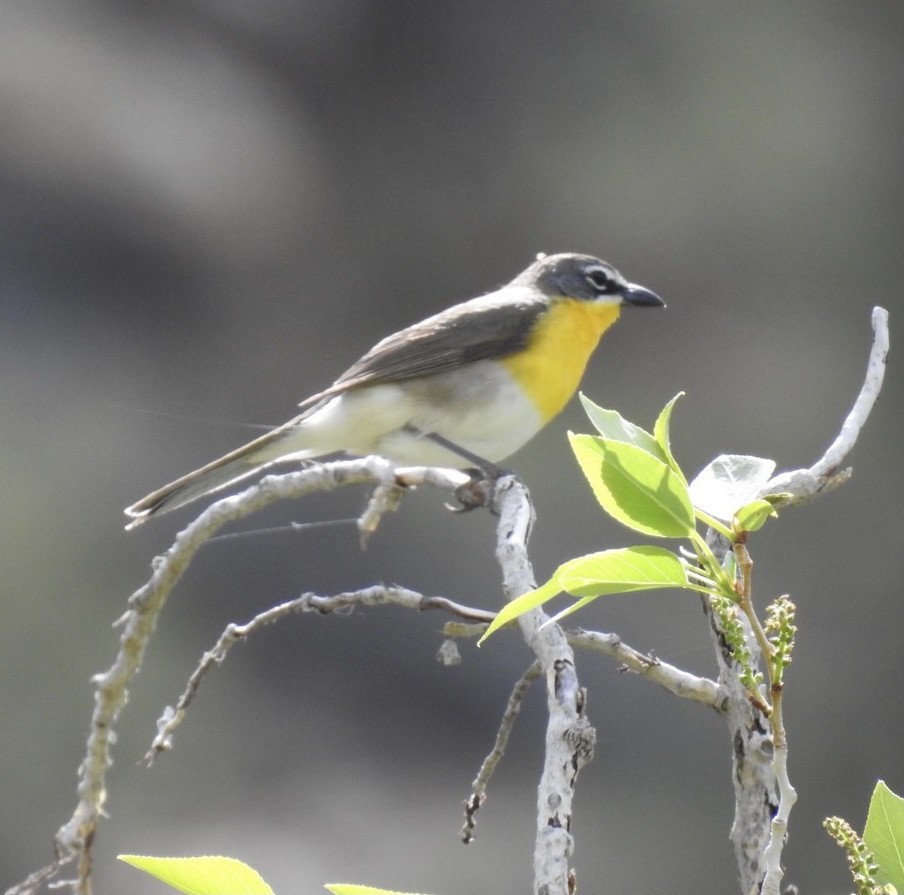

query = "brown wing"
[[298, 292, 547, 410]]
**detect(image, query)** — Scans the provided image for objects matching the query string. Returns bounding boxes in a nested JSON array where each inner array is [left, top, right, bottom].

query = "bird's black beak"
[[620, 283, 665, 308]]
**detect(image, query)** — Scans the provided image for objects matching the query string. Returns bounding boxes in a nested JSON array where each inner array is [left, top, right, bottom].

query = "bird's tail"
[[124, 420, 313, 529]]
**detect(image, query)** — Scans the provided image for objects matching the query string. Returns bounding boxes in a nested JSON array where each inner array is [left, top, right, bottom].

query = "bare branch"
[[765, 306, 888, 503], [146, 585, 495, 761], [359, 465, 471, 545], [442, 618, 722, 710], [3, 862, 67, 895], [759, 692, 797, 895], [567, 629, 722, 709], [462, 662, 542, 844], [491, 476, 596, 895]]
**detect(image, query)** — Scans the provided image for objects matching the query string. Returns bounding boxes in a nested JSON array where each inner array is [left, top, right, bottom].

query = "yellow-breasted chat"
[[125, 252, 663, 527]]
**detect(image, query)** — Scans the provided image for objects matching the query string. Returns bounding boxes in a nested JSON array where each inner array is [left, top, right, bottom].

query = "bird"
[[125, 252, 663, 527]]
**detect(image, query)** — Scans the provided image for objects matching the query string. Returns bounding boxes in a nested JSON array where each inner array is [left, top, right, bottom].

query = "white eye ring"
[[585, 267, 612, 290]]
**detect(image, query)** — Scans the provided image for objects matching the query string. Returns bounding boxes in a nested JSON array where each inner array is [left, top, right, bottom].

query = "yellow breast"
[[501, 299, 621, 421]]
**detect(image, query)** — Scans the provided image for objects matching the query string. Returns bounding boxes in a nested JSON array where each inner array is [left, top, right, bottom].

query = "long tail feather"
[[124, 422, 311, 528]]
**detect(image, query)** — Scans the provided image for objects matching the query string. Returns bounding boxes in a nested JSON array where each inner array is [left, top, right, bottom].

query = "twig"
[[146, 586, 496, 762], [461, 661, 541, 844], [765, 306, 888, 503], [759, 682, 796, 895], [2, 864, 66, 895], [567, 629, 722, 708], [358, 466, 470, 545]]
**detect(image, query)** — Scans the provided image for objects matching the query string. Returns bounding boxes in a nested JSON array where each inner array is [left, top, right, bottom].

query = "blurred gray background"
[[1, 3, 901, 893]]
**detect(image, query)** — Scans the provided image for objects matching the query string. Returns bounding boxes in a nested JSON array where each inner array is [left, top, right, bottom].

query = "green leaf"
[[478, 577, 563, 642], [544, 546, 689, 624], [480, 547, 689, 640], [569, 434, 696, 538], [326, 886, 431, 895], [578, 394, 666, 460], [865, 781, 904, 891], [733, 499, 778, 533], [688, 454, 776, 522], [555, 546, 689, 597], [118, 856, 273, 895], [653, 392, 687, 483]]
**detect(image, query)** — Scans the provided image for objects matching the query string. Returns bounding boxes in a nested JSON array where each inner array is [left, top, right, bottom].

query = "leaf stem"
[[733, 541, 775, 676], [693, 508, 734, 540]]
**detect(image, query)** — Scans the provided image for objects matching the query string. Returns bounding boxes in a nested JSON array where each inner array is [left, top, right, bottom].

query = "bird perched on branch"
[[125, 252, 663, 528]]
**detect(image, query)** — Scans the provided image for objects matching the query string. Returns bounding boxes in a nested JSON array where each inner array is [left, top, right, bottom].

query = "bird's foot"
[[447, 465, 513, 515]]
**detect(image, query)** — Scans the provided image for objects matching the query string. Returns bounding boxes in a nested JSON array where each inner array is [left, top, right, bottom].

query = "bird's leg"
[[424, 431, 503, 480], [423, 431, 511, 513]]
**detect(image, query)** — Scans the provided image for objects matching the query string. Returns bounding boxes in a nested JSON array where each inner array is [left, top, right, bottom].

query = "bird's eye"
[[584, 267, 612, 291]]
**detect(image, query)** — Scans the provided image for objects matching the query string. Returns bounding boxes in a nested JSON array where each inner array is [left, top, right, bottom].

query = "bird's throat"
[[500, 299, 621, 421]]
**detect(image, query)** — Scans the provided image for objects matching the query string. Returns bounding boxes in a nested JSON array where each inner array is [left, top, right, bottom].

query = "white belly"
[[284, 360, 545, 466]]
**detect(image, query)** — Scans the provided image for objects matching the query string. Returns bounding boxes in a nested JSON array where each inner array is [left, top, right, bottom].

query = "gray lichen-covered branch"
[[712, 306, 888, 895]]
